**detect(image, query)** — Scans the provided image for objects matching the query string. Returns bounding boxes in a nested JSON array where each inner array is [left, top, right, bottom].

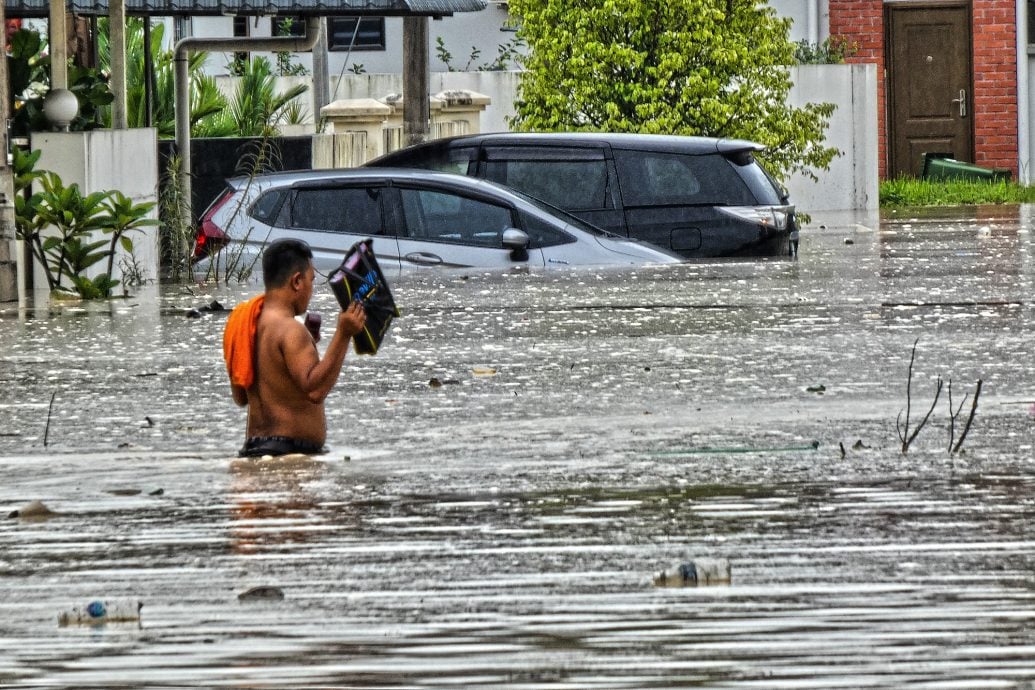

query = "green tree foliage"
[[507, 0, 839, 182], [31, 172, 112, 295], [7, 29, 113, 135]]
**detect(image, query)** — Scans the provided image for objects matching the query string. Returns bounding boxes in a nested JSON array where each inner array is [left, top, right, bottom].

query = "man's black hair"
[[262, 239, 313, 289]]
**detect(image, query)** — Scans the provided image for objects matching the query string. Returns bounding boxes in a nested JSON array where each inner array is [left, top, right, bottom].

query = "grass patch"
[[880, 177, 1035, 207]]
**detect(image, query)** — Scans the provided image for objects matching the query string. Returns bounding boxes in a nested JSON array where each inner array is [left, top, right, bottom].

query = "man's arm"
[[231, 384, 248, 407], [283, 302, 366, 404]]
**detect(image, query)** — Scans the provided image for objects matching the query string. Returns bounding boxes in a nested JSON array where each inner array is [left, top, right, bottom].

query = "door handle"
[[951, 89, 967, 118], [404, 251, 443, 266]]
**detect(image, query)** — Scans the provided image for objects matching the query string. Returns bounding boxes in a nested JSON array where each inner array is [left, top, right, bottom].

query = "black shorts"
[[239, 436, 326, 457]]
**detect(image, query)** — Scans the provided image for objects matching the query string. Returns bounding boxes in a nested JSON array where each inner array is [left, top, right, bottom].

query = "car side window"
[[482, 148, 610, 211], [397, 187, 514, 247], [285, 187, 383, 235], [614, 150, 754, 206], [249, 189, 287, 224]]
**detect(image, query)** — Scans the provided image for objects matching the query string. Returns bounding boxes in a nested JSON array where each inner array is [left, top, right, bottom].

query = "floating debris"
[[200, 300, 225, 312], [58, 600, 142, 626], [654, 558, 731, 587], [106, 488, 142, 496], [8, 500, 57, 519], [238, 586, 285, 602]]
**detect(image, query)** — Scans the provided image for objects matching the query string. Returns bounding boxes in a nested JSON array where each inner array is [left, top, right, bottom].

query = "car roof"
[[369, 132, 765, 160], [227, 167, 527, 198]]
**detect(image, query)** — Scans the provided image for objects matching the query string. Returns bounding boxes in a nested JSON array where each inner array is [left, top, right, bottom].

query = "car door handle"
[[405, 252, 443, 266], [951, 89, 967, 117]]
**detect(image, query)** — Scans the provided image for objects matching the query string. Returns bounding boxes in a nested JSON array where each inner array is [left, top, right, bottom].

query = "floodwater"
[[1, 206, 1033, 689]]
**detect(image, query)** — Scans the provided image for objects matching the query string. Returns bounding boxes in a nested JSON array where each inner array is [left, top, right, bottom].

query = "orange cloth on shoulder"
[[223, 294, 265, 389]]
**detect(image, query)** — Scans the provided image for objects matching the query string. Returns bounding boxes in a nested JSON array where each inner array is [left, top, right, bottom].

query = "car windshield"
[[507, 187, 615, 238]]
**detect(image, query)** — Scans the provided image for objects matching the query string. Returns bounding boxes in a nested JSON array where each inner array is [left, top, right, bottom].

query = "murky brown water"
[[1, 206, 1034, 688]]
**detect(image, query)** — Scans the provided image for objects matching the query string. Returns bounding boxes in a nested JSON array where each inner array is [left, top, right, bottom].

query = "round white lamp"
[[43, 89, 79, 131]]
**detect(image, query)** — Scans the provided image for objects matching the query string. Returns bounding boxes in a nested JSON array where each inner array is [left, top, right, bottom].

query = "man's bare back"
[[247, 302, 329, 445]]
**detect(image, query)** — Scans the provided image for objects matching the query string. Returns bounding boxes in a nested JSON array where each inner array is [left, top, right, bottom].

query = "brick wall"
[[972, 0, 1017, 173], [829, 0, 1017, 179]]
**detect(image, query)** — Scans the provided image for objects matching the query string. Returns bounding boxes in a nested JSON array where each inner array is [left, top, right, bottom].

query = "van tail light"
[[192, 190, 234, 263], [719, 205, 794, 232]]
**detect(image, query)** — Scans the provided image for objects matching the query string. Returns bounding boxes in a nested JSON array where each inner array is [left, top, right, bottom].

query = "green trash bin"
[[922, 153, 1012, 182]]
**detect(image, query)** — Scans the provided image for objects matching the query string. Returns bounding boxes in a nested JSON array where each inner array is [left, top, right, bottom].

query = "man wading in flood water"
[[223, 239, 366, 457]]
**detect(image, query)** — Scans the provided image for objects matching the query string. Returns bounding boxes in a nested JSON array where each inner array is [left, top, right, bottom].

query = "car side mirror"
[[502, 227, 530, 250], [502, 227, 530, 262]]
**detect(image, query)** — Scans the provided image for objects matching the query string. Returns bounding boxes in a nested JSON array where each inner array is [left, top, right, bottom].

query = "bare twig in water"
[[44, 391, 56, 447], [947, 379, 966, 453], [896, 338, 943, 454], [896, 338, 919, 448], [952, 379, 982, 454]]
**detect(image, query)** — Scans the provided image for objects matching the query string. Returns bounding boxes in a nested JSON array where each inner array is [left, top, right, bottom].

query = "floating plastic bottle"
[[653, 558, 731, 587], [58, 600, 142, 626]]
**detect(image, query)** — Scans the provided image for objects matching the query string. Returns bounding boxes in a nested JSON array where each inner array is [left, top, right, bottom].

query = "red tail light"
[[192, 191, 234, 262]]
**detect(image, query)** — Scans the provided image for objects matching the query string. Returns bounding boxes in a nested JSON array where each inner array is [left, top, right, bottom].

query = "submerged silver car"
[[194, 168, 683, 272]]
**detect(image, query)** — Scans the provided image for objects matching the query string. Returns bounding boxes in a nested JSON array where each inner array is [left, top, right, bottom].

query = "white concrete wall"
[[30, 129, 160, 292], [769, 0, 829, 45], [785, 64, 879, 211]]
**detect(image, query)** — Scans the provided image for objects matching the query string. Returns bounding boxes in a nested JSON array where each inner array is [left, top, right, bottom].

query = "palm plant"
[[194, 57, 309, 138], [97, 18, 226, 137]]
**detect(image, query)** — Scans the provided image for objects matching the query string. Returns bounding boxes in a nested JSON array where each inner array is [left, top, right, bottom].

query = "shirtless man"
[[231, 239, 366, 457]]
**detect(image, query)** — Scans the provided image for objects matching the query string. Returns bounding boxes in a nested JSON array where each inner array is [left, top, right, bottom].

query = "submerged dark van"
[[369, 132, 796, 258]]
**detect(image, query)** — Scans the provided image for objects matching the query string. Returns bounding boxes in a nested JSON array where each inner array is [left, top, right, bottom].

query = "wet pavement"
[[0, 206, 1033, 688]]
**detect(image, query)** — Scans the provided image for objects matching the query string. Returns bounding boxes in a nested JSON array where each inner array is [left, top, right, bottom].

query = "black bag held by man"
[[328, 239, 399, 355]]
